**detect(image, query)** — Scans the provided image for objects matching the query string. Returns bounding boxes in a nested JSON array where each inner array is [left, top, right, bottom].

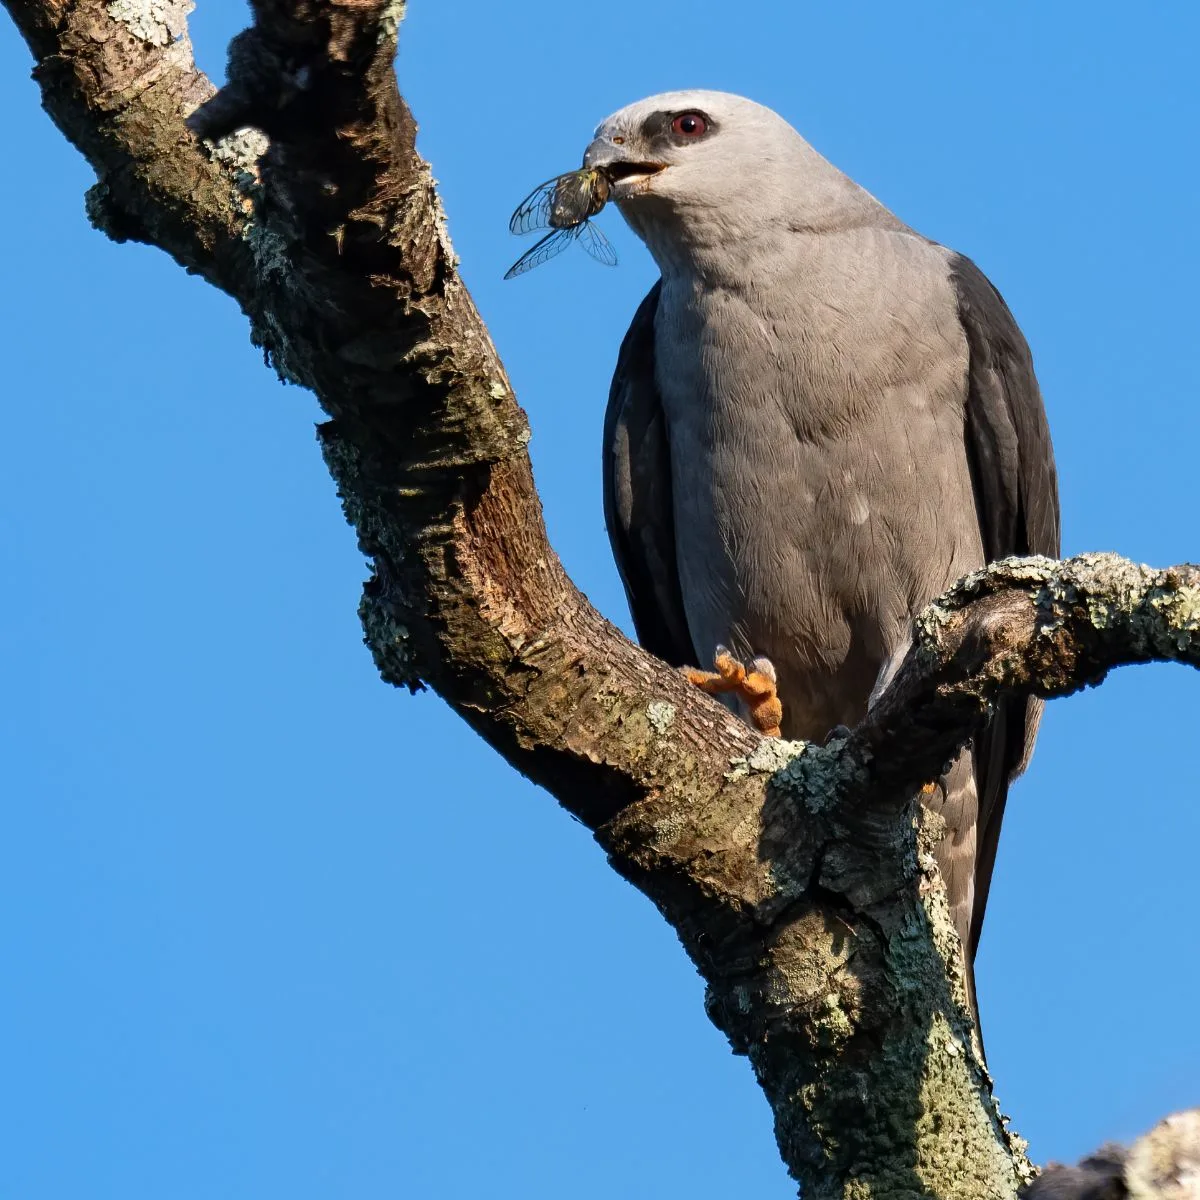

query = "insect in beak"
[[504, 168, 618, 279]]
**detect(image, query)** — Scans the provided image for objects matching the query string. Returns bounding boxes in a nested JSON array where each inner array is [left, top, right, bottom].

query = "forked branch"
[[4, 1, 1197, 1196]]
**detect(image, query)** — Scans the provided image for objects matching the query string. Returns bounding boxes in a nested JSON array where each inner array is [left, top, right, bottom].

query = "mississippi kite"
[[589, 91, 1060, 1017]]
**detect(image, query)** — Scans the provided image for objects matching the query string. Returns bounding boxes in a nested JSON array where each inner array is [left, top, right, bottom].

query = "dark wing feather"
[[951, 253, 1061, 959], [603, 282, 695, 666]]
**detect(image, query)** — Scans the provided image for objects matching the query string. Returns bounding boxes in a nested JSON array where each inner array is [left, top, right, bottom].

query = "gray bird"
[[590, 91, 1060, 1019]]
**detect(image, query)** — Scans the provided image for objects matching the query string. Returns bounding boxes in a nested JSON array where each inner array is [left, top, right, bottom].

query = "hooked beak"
[[583, 140, 666, 197]]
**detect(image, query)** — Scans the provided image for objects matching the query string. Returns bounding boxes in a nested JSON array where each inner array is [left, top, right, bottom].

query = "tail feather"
[[921, 751, 984, 1050]]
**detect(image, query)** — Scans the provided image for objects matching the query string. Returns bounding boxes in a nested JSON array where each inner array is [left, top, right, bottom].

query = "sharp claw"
[[684, 647, 783, 737], [748, 656, 776, 683]]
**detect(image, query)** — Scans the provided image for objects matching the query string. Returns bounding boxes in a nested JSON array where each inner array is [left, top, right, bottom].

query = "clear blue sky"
[[3, 2, 1198, 1196]]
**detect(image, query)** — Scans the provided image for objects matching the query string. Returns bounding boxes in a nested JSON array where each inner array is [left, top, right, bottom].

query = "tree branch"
[[5, 1, 1196, 1196], [836, 553, 1200, 817]]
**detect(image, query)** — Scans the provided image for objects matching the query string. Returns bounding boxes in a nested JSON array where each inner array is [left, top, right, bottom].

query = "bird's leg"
[[683, 646, 783, 737]]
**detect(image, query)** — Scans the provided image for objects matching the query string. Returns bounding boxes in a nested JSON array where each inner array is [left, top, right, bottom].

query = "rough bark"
[[4, 2, 1197, 1196]]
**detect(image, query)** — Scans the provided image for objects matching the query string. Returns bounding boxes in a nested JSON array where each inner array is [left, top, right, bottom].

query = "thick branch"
[[6, 2, 1197, 1197]]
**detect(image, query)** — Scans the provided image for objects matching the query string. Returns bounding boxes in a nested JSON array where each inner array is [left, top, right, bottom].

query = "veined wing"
[[504, 227, 580, 279], [509, 170, 604, 235], [508, 173, 569, 235], [575, 221, 617, 267]]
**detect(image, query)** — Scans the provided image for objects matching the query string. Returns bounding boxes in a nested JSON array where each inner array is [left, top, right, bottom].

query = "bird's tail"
[[920, 752, 987, 1059]]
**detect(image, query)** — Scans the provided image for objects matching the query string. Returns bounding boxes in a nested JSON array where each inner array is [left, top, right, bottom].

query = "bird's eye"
[[671, 112, 708, 137]]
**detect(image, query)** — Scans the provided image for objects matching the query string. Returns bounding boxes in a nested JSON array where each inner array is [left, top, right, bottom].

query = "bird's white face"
[[583, 90, 805, 213], [581, 90, 869, 271]]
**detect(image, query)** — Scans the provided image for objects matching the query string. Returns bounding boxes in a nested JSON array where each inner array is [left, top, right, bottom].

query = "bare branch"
[[831, 553, 1200, 819], [5, 1, 1197, 1196]]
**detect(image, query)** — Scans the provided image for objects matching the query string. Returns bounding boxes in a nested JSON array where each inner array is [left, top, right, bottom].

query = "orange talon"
[[684, 646, 783, 737]]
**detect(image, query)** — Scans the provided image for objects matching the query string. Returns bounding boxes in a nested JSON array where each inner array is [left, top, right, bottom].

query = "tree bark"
[[4, 2, 1198, 1196]]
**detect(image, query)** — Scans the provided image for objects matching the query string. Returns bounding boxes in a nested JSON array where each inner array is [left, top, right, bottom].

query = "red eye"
[[671, 112, 708, 137]]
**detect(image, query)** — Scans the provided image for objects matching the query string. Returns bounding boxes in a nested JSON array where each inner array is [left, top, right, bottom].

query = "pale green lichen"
[[1042, 553, 1150, 632], [749, 737, 806, 775], [913, 605, 952, 661], [784, 743, 868, 815], [900, 826, 1035, 1193], [1144, 583, 1200, 655], [819, 989, 854, 1045], [993, 553, 1058, 583], [642, 807, 694, 855], [915, 556, 1058, 663], [107, 0, 192, 48], [914, 1012, 1024, 1199], [834, 900, 1025, 1199], [1037, 553, 1200, 662], [918, 876, 973, 1029], [196, 126, 294, 384], [376, 0, 408, 45], [734, 791, 1031, 1198], [727, 737, 804, 780], [647, 701, 677, 734], [915, 553, 1200, 688], [209, 127, 270, 195]]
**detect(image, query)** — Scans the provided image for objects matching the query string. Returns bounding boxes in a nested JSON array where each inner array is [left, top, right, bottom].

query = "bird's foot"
[[684, 646, 783, 737]]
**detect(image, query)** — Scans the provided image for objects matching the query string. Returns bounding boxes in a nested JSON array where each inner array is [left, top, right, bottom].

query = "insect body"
[[504, 168, 617, 279]]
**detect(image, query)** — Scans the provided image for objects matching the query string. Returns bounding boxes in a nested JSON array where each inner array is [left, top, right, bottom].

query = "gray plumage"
[[592, 91, 1059, 1016]]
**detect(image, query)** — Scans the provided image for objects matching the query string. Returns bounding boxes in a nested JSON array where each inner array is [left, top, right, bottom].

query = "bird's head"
[[583, 90, 885, 272]]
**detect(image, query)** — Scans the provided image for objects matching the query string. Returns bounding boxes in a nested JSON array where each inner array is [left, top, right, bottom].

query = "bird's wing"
[[949, 252, 1061, 958], [603, 282, 696, 666]]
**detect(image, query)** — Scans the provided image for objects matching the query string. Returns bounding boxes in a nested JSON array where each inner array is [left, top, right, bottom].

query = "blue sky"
[[2, 2, 1198, 1196]]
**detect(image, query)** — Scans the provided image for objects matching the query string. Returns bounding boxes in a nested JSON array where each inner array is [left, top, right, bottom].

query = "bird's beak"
[[583, 139, 666, 198]]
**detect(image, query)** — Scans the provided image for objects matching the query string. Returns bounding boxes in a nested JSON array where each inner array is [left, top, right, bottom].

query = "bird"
[[590, 90, 1060, 1023]]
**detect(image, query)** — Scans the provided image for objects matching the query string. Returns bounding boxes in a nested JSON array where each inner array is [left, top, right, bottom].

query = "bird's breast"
[[654, 231, 985, 735]]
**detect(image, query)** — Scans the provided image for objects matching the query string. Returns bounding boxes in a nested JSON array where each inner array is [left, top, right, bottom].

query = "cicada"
[[504, 168, 617, 279]]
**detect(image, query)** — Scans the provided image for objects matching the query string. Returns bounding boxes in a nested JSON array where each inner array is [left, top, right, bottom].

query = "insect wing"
[[509, 174, 568, 235], [503, 227, 580, 279], [548, 172, 596, 229], [575, 220, 617, 267]]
